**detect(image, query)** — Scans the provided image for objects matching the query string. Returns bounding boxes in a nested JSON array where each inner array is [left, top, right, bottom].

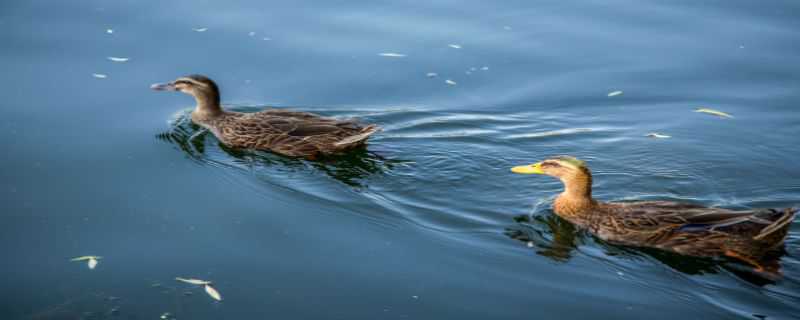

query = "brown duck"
[[151, 75, 379, 158], [512, 156, 796, 272]]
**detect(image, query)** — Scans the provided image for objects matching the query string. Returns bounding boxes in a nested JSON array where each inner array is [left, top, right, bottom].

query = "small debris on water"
[[527, 242, 534, 248], [645, 133, 671, 139], [481, 66, 489, 71], [378, 53, 406, 57], [92, 73, 108, 79], [607, 90, 623, 97], [70, 256, 101, 269], [204, 284, 222, 301], [107, 57, 129, 62], [262, 37, 271, 41], [175, 277, 211, 285], [695, 108, 733, 118], [445, 79, 457, 85], [616, 271, 624, 276], [192, 27, 208, 32], [448, 44, 462, 49], [426, 72, 438, 78], [412, 295, 419, 299], [106, 29, 113, 34]]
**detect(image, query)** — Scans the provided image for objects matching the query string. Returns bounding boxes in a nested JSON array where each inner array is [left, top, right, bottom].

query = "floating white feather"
[[204, 285, 222, 301], [695, 108, 733, 118], [646, 133, 671, 139], [378, 53, 406, 57], [175, 277, 211, 285]]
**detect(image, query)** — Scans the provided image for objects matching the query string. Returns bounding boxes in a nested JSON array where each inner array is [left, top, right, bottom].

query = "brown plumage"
[[512, 156, 797, 272], [151, 74, 379, 158]]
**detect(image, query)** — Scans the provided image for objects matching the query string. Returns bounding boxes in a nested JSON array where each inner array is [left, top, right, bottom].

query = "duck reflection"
[[505, 213, 783, 285], [155, 112, 403, 188]]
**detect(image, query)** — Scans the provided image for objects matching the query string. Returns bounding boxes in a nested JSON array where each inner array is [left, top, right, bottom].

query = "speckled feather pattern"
[[195, 109, 379, 158], [555, 184, 796, 262]]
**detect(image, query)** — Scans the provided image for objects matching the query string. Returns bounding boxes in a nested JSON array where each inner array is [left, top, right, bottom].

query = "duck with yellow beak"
[[512, 156, 796, 274]]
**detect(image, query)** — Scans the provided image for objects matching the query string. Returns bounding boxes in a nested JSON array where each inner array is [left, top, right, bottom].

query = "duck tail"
[[753, 208, 797, 242], [334, 125, 380, 149]]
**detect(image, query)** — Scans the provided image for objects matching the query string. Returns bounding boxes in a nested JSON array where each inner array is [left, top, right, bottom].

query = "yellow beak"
[[511, 162, 544, 174]]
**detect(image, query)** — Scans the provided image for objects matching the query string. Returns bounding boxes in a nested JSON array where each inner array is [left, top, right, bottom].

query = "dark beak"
[[150, 82, 177, 91]]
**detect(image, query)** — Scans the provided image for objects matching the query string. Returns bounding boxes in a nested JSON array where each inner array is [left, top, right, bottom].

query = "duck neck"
[[192, 91, 223, 120], [554, 172, 596, 218]]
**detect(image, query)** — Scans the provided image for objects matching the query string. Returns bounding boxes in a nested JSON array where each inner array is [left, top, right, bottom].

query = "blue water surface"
[[1, 0, 799, 319]]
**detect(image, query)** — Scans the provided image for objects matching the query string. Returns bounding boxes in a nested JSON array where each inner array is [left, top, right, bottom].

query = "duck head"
[[151, 74, 221, 114], [512, 156, 593, 198]]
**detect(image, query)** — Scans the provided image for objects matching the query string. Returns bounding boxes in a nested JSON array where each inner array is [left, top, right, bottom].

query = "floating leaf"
[[426, 72, 438, 78], [695, 108, 733, 118], [646, 133, 671, 139], [607, 90, 623, 97], [445, 79, 457, 85], [92, 73, 107, 79], [378, 53, 406, 57], [192, 27, 208, 32], [448, 44, 462, 49], [175, 277, 211, 285], [204, 285, 222, 301], [107, 57, 129, 62]]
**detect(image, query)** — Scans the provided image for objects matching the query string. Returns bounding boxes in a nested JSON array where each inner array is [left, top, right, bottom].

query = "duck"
[[151, 75, 379, 158], [511, 156, 797, 272]]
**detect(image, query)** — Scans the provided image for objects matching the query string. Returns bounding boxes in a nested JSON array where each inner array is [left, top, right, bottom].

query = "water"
[[1, 0, 799, 319]]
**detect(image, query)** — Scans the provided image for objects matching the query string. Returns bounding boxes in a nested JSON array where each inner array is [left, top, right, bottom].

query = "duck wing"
[[608, 201, 796, 240], [216, 110, 378, 157]]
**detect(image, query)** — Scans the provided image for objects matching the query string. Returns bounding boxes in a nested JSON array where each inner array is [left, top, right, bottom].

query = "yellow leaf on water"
[[695, 108, 733, 118], [204, 284, 222, 301]]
